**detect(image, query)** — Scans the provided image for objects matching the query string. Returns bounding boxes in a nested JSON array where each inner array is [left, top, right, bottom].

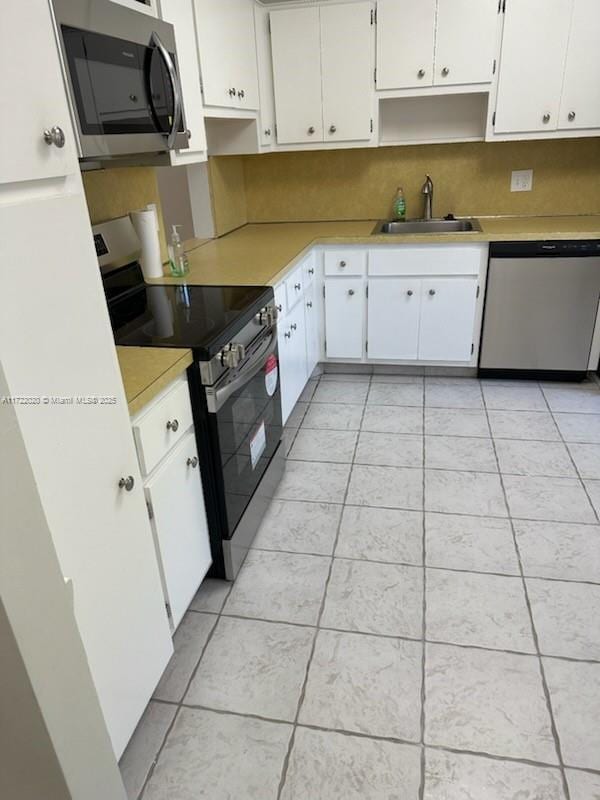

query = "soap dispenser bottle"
[[168, 225, 189, 277], [392, 187, 406, 220]]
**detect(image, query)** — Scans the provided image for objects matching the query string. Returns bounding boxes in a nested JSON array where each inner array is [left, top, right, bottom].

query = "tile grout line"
[[481, 384, 572, 800], [419, 378, 427, 800], [275, 374, 371, 800]]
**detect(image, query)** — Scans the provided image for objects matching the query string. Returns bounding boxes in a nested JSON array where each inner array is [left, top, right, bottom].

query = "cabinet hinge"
[[370, 118, 373, 133], [165, 602, 172, 619], [476, 284, 480, 299], [146, 499, 154, 520], [492, 59, 496, 75], [322, 285, 326, 298], [502, 0, 506, 12], [268, 15, 271, 34], [274, 123, 278, 137], [366, 285, 369, 298], [497, 0, 501, 11], [324, 339, 327, 354], [370, 7, 374, 24], [374, 67, 377, 86], [492, 111, 496, 126], [365, 340, 368, 354], [471, 343, 475, 356]]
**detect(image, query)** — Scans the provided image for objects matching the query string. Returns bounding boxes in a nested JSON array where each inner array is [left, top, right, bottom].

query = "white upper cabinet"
[[321, 3, 374, 142], [376, 0, 436, 90], [194, 0, 259, 110], [270, 3, 374, 145], [376, 0, 497, 91], [434, 0, 498, 86], [1, 0, 78, 184], [254, 3, 276, 146], [493, 0, 572, 134], [558, 0, 600, 131]]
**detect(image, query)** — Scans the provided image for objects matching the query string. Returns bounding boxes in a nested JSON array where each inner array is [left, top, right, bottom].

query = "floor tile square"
[[544, 658, 600, 770], [424, 749, 564, 799], [514, 519, 600, 582], [322, 559, 423, 638], [425, 435, 497, 472], [312, 381, 369, 405], [354, 431, 423, 468], [144, 708, 291, 800], [567, 769, 600, 800], [223, 550, 330, 625], [153, 613, 216, 703], [189, 578, 231, 614], [495, 439, 576, 477], [288, 428, 357, 463], [119, 701, 177, 800], [185, 617, 313, 721], [425, 470, 507, 517], [425, 380, 484, 409], [321, 372, 371, 382], [488, 410, 560, 441], [361, 405, 423, 435], [541, 383, 600, 414], [503, 475, 596, 523], [371, 373, 424, 384], [285, 401, 309, 429], [253, 499, 341, 556], [425, 513, 519, 574], [302, 402, 363, 431], [583, 479, 600, 518], [424, 408, 490, 438], [299, 630, 422, 741], [425, 643, 557, 763], [567, 442, 600, 479], [281, 728, 421, 800], [274, 460, 350, 503], [427, 570, 534, 652], [482, 383, 547, 411], [367, 382, 424, 407], [527, 578, 600, 660], [554, 413, 600, 443], [347, 464, 423, 510], [336, 506, 423, 565]]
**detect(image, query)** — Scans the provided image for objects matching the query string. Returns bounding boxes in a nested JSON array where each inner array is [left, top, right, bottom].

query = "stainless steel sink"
[[374, 218, 482, 234]]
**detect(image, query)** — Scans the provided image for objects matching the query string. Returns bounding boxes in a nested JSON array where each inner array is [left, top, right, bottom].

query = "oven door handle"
[[151, 31, 183, 150], [207, 329, 278, 413]]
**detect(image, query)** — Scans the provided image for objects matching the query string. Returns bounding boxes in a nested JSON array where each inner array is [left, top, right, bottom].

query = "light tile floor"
[[120, 374, 600, 800]]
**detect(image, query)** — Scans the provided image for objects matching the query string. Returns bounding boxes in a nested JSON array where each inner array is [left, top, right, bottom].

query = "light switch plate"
[[511, 169, 533, 192]]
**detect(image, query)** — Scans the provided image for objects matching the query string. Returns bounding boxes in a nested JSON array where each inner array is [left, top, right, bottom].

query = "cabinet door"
[[229, 0, 260, 110], [145, 431, 212, 630], [325, 279, 365, 360], [271, 7, 324, 144], [558, 0, 600, 130], [1, 0, 78, 184], [418, 278, 477, 362], [376, 0, 436, 90], [434, 0, 498, 86], [0, 190, 173, 757], [161, 0, 207, 164], [367, 278, 420, 360], [321, 2, 373, 142], [255, 3, 276, 146], [278, 301, 308, 423], [494, 0, 572, 134], [304, 281, 321, 378]]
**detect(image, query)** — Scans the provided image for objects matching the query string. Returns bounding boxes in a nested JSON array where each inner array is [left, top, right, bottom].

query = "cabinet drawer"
[[133, 378, 193, 476], [285, 265, 305, 309], [369, 245, 483, 276], [324, 250, 367, 276]]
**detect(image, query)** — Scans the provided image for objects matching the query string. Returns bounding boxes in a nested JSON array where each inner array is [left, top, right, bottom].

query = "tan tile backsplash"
[[208, 156, 248, 235]]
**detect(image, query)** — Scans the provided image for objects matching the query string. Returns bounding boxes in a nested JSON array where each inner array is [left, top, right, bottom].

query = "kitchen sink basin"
[[373, 218, 482, 234]]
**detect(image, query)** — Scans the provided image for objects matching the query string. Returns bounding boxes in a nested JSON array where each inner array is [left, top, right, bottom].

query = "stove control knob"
[[221, 343, 246, 368], [255, 305, 279, 327]]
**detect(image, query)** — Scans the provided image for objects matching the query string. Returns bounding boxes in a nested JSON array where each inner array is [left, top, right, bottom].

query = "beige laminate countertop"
[[119, 215, 600, 411]]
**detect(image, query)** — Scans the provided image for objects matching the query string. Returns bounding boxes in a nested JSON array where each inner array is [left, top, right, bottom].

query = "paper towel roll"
[[129, 204, 164, 280]]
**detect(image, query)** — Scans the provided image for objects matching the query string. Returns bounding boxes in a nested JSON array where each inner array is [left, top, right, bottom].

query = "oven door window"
[[61, 26, 174, 135], [216, 359, 282, 535]]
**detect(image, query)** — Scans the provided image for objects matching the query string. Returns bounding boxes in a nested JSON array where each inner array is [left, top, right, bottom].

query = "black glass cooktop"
[[107, 269, 272, 359]]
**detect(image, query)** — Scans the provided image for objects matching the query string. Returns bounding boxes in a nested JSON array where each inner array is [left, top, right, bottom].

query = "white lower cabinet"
[[324, 278, 365, 360], [144, 430, 212, 630], [304, 281, 321, 377], [418, 277, 478, 361], [278, 298, 308, 423], [367, 277, 420, 360]]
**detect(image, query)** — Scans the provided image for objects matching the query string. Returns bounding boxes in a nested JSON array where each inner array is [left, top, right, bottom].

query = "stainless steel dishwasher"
[[479, 240, 600, 380]]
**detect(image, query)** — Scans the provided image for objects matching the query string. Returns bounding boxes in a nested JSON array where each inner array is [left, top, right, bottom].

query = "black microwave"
[[52, 0, 189, 162]]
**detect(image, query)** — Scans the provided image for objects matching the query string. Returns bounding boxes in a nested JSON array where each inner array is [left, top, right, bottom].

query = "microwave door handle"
[[151, 31, 182, 149], [207, 331, 278, 413]]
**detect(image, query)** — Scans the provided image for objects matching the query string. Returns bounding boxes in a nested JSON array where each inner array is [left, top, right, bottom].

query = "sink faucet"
[[421, 174, 434, 220]]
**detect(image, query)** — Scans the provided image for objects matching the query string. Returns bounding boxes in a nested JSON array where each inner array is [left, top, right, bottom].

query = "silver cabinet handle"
[[441, 67, 449, 77], [348, 289, 355, 296], [294, 283, 301, 290], [166, 419, 179, 432], [237, 89, 245, 99], [118, 475, 135, 492], [417, 69, 425, 78], [308, 126, 315, 134], [264, 128, 271, 136], [284, 331, 291, 339], [229, 87, 236, 97], [43, 126, 65, 148], [276, 303, 282, 312], [291, 323, 297, 331], [407, 289, 413, 296], [568, 111, 576, 121], [339, 260, 347, 267], [543, 113, 551, 123], [429, 289, 436, 296], [186, 456, 198, 468], [151, 31, 183, 150], [329, 124, 337, 134], [308, 268, 314, 275], [306, 301, 313, 308]]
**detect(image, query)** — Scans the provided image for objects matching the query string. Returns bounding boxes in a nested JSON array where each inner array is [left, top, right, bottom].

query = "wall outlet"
[[511, 169, 534, 192]]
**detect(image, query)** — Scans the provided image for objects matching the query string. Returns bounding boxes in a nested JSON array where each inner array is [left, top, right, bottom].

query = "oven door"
[[53, 0, 188, 159]]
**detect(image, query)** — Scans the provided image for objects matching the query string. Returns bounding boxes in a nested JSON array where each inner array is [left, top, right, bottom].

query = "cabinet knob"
[[118, 475, 135, 492], [284, 330, 291, 339], [307, 126, 315, 135], [417, 69, 426, 78], [43, 125, 65, 148], [291, 323, 297, 331], [348, 289, 355, 296], [329, 124, 337, 134], [186, 129, 191, 139], [543, 113, 551, 123], [441, 67, 449, 77], [276, 303, 282, 312], [264, 128, 271, 136], [229, 87, 236, 97], [306, 301, 313, 308], [166, 419, 179, 432], [429, 289, 436, 296], [568, 111, 576, 122], [339, 260, 347, 267], [237, 89, 245, 99], [186, 456, 198, 468], [294, 282, 301, 290], [407, 289, 413, 296]]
